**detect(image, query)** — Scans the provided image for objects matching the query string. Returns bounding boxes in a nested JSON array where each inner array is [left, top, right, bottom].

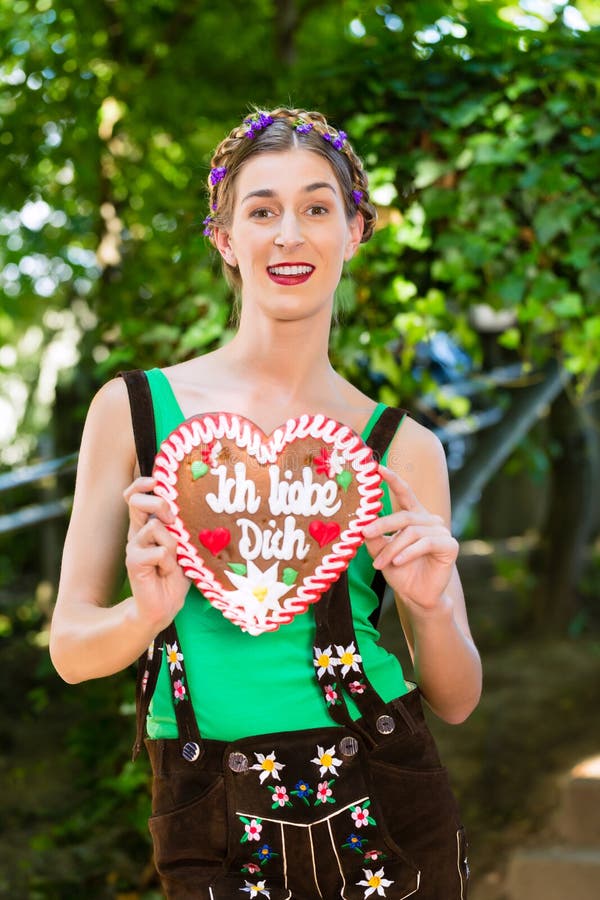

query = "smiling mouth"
[[267, 264, 315, 284]]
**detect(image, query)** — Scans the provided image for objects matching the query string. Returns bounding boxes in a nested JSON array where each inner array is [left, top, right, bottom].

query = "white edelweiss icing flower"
[[335, 641, 362, 676], [223, 560, 293, 623], [251, 750, 285, 783]]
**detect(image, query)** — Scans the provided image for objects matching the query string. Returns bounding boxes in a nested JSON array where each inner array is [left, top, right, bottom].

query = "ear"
[[213, 227, 237, 267], [344, 212, 364, 262]]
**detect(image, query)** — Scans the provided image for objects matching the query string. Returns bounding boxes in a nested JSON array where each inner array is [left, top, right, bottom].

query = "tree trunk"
[[531, 381, 599, 631]]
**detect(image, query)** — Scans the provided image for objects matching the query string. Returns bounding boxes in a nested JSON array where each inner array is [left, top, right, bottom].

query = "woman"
[[50, 107, 481, 899]]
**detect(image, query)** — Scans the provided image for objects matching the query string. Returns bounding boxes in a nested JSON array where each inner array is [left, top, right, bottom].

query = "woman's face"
[[214, 149, 363, 320]]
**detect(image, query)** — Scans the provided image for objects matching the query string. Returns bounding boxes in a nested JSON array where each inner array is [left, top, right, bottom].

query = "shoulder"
[[386, 412, 450, 520], [81, 376, 136, 476]]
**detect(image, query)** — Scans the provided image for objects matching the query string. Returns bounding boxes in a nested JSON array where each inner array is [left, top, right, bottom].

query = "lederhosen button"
[[376, 714, 396, 735], [228, 751, 249, 773], [182, 741, 201, 762], [339, 735, 359, 757]]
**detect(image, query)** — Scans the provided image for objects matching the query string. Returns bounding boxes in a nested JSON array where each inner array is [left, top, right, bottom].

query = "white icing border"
[[153, 413, 383, 636]]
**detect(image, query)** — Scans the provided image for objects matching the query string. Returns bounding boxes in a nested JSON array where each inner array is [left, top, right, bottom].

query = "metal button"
[[182, 741, 200, 762], [376, 714, 396, 735], [228, 751, 249, 773], [339, 736, 359, 757]]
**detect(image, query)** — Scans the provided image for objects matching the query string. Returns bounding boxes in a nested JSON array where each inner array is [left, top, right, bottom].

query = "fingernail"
[[363, 523, 377, 537]]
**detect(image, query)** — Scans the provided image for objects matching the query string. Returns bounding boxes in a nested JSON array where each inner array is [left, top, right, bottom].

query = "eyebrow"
[[241, 182, 337, 204]]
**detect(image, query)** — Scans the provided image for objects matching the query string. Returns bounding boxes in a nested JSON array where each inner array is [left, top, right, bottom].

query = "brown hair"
[[206, 106, 377, 290]]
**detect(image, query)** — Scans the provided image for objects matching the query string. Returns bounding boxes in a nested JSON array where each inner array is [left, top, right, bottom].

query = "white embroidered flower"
[[311, 744, 343, 777], [335, 641, 362, 676], [223, 560, 293, 624], [251, 750, 285, 783], [313, 645, 339, 678], [357, 867, 394, 898], [166, 642, 184, 673], [241, 879, 270, 897]]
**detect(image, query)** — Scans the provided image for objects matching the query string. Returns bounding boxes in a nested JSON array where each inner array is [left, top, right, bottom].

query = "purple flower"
[[244, 112, 274, 138], [295, 122, 314, 134], [202, 215, 213, 236], [352, 189, 363, 205], [210, 166, 227, 186], [333, 130, 347, 150]]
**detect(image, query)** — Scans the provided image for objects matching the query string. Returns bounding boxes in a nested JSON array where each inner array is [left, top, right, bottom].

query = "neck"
[[224, 300, 337, 401]]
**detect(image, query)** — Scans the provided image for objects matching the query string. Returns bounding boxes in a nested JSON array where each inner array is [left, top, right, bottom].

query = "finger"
[[372, 524, 449, 570], [378, 464, 423, 512], [363, 510, 443, 539], [127, 492, 175, 534], [123, 476, 157, 503], [127, 543, 180, 575], [134, 516, 180, 552], [389, 534, 459, 568]]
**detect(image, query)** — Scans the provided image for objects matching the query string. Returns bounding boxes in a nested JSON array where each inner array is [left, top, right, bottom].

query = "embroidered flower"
[[342, 833, 366, 852], [357, 867, 394, 897], [251, 750, 285, 784], [173, 679, 186, 703], [254, 844, 278, 865], [240, 817, 263, 842], [311, 744, 343, 777], [364, 849, 387, 862], [335, 641, 362, 677], [241, 880, 270, 897], [351, 801, 376, 828], [241, 862, 261, 874], [310, 780, 333, 806], [268, 784, 292, 808], [313, 645, 339, 679], [324, 683, 341, 706], [166, 642, 184, 673], [349, 680, 366, 695], [290, 780, 313, 805], [223, 560, 294, 625]]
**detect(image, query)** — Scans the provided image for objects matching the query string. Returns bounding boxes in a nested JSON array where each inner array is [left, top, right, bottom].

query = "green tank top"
[[145, 368, 410, 741]]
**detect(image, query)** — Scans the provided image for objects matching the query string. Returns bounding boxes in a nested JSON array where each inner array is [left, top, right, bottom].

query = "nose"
[[274, 211, 304, 249]]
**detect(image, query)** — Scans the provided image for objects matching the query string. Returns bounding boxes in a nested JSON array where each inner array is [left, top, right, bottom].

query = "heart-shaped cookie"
[[153, 412, 383, 635]]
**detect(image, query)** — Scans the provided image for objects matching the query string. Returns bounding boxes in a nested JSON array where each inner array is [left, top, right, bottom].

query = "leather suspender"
[[119, 369, 166, 760]]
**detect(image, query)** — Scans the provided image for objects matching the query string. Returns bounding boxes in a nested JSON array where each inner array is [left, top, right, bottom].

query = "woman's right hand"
[[123, 476, 190, 632]]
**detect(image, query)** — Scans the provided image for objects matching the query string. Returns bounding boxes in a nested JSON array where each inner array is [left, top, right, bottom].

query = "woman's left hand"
[[362, 464, 459, 614]]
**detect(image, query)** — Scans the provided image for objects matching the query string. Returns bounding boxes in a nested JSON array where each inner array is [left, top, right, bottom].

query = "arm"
[[362, 419, 482, 724], [49, 377, 189, 683]]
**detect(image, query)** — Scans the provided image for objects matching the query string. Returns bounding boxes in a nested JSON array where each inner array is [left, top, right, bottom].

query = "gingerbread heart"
[[153, 412, 383, 636]]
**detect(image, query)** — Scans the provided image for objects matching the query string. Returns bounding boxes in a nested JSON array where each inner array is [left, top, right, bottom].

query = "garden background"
[[1, 0, 599, 897]]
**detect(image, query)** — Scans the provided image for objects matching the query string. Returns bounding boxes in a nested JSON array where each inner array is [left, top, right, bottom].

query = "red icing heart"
[[309, 520, 341, 548], [153, 412, 383, 635], [198, 527, 231, 555]]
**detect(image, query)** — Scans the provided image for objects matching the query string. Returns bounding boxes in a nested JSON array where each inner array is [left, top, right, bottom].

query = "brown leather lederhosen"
[[120, 370, 470, 900]]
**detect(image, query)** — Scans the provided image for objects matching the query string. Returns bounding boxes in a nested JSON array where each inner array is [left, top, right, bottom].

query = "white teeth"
[[269, 265, 313, 276]]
